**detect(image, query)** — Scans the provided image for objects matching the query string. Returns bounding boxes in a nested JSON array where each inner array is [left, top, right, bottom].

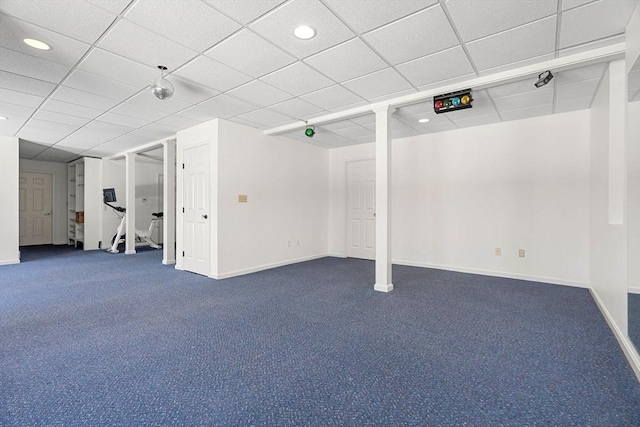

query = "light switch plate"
[[238, 194, 248, 203]]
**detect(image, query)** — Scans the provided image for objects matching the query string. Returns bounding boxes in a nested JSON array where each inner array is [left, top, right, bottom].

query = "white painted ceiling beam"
[[263, 42, 625, 136]]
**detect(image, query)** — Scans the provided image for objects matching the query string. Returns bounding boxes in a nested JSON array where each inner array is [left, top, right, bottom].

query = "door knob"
[[203, 214, 208, 219]]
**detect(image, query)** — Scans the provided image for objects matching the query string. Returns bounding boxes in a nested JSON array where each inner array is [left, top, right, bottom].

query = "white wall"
[[101, 159, 126, 246], [629, 101, 640, 294], [19, 159, 68, 245], [0, 136, 20, 264], [590, 61, 628, 333], [329, 110, 591, 286], [216, 119, 329, 278]]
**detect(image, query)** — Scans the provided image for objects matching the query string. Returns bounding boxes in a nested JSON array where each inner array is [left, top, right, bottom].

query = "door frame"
[[19, 171, 54, 246], [176, 139, 212, 276], [343, 157, 375, 258]]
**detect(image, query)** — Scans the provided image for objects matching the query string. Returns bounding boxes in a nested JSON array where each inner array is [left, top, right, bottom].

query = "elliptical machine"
[[103, 188, 162, 254]]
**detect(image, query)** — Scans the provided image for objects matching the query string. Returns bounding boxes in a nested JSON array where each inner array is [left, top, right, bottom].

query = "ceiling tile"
[[500, 104, 552, 122], [304, 38, 388, 83], [98, 112, 152, 129], [369, 88, 417, 104], [487, 77, 539, 99], [110, 101, 169, 122], [0, 88, 44, 108], [235, 109, 292, 127], [342, 68, 414, 100], [560, 0, 638, 49], [466, 16, 557, 71], [392, 127, 419, 139], [40, 99, 103, 120], [416, 72, 477, 93], [477, 53, 555, 76], [17, 125, 70, 144], [300, 85, 366, 110], [174, 55, 252, 92], [170, 77, 219, 104], [124, 0, 241, 52], [555, 77, 600, 102], [321, 120, 362, 132], [154, 115, 201, 131], [78, 48, 158, 89], [0, 47, 71, 83], [63, 69, 140, 100], [56, 128, 116, 149], [0, 0, 118, 44], [18, 140, 52, 157], [85, 0, 132, 15], [562, 0, 596, 10], [198, 94, 260, 118], [250, 0, 355, 59], [226, 116, 261, 128], [50, 86, 121, 110], [226, 80, 292, 107], [0, 71, 56, 97], [442, 100, 498, 119], [558, 34, 625, 57], [269, 98, 325, 118], [0, 115, 28, 135], [363, 5, 458, 65], [261, 62, 334, 96], [555, 96, 592, 113], [349, 114, 375, 126], [0, 14, 91, 67], [26, 118, 80, 134], [555, 63, 606, 85], [32, 109, 91, 126], [396, 109, 454, 127], [98, 19, 196, 71], [396, 46, 475, 87], [126, 92, 191, 115], [203, 0, 286, 24], [330, 125, 374, 139], [85, 120, 134, 136], [493, 87, 554, 112], [125, 123, 177, 143], [444, 0, 557, 42], [324, 0, 436, 33], [175, 105, 219, 122], [205, 29, 296, 78], [0, 102, 36, 118]]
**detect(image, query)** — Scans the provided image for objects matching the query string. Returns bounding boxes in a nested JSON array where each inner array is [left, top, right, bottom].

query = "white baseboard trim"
[[328, 252, 347, 258], [0, 258, 20, 266], [162, 259, 176, 265], [392, 259, 590, 288], [590, 288, 640, 383], [213, 254, 328, 280], [374, 283, 394, 293], [629, 286, 640, 295]]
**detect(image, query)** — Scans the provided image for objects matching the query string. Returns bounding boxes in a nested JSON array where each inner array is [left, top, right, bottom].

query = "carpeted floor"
[[1, 245, 639, 426]]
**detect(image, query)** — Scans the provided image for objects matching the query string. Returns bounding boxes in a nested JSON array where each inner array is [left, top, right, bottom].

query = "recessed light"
[[23, 38, 51, 50], [294, 25, 316, 40], [0, 116, 7, 120], [418, 118, 430, 123]]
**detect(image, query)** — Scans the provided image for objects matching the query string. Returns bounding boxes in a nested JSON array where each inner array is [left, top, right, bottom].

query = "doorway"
[[19, 172, 53, 246], [346, 159, 375, 260]]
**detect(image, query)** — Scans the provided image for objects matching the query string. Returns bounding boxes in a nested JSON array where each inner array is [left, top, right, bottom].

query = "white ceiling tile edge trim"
[[264, 42, 625, 135]]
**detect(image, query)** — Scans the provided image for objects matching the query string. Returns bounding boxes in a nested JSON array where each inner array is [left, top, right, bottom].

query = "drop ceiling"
[[0, 0, 637, 162]]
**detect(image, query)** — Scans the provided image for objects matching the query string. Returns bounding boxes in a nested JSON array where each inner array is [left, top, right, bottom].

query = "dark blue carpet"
[[1, 245, 639, 426], [630, 293, 640, 356]]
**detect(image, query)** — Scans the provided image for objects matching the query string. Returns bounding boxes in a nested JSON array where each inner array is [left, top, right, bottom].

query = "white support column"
[[373, 105, 394, 292], [125, 152, 136, 254], [163, 140, 176, 265]]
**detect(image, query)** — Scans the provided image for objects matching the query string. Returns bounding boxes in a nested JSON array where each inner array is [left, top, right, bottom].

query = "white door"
[[183, 143, 210, 276], [347, 159, 375, 260], [19, 172, 53, 246]]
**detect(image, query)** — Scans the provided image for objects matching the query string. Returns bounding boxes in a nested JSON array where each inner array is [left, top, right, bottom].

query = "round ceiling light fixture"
[[418, 118, 430, 123], [150, 65, 174, 100], [23, 38, 51, 50], [294, 25, 316, 40], [0, 116, 8, 120]]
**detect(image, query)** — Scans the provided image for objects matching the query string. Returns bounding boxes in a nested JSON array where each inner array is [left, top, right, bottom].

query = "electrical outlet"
[[495, 248, 501, 256], [519, 249, 525, 258]]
